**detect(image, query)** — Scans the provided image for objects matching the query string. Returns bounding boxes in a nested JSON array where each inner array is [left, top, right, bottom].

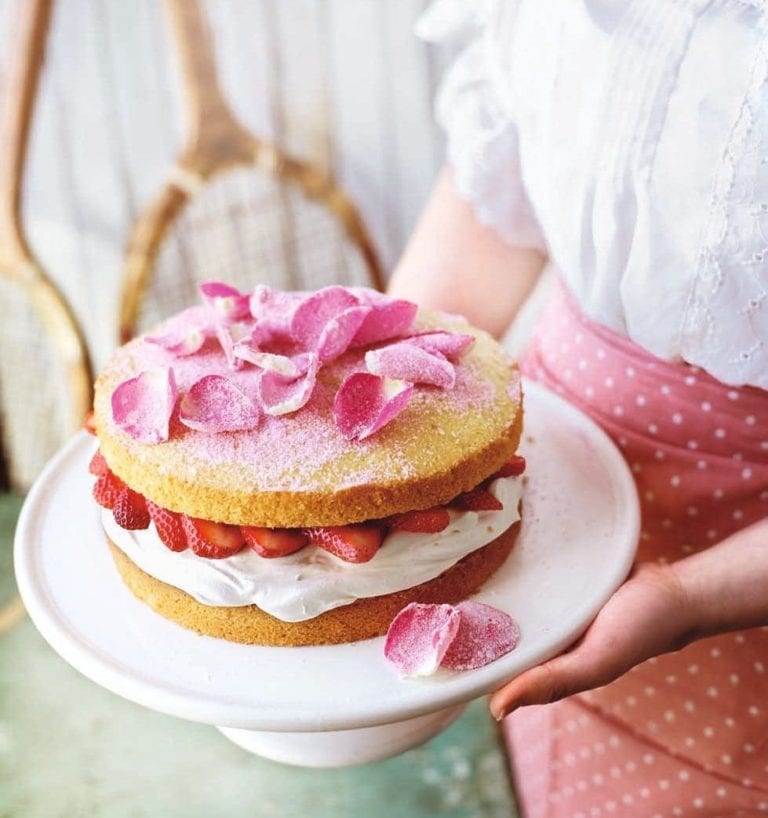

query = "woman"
[[389, 2, 768, 815]]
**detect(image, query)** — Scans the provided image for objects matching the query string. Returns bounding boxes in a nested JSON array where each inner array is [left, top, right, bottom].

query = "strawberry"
[[88, 450, 109, 476], [147, 501, 187, 551], [305, 524, 383, 563], [242, 526, 309, 558], [182, 517, 245, 559], [388, 507, 451, 534], [84, 410, 97, 436], [450, 488, 503, 512], [92, 471, 126, 509], [113, 487, 151, 530], [491, 455, 527, 479]]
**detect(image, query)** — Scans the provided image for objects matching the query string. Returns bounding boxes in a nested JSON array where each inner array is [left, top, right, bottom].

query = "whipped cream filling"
[[103, 476, 523, 623]]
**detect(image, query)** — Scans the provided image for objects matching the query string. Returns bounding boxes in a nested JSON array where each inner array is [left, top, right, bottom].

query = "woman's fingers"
[[489, 562, 692, 721]]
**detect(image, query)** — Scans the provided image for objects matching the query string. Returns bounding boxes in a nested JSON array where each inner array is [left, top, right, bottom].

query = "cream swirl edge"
[[103, 476, 523, 623]]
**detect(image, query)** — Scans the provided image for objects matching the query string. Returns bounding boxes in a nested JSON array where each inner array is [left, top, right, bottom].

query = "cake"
[[90, 283, 525, 646]]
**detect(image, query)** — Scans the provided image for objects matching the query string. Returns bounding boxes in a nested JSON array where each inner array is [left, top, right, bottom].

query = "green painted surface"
[[1, 493, 519, 818]]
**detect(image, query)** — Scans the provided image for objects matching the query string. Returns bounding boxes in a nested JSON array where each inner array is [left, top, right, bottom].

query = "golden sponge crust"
[[94, 312, 523, 527], [107, 521, 520, 647]]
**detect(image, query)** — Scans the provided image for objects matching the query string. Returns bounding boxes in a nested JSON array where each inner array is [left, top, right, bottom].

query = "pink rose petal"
[[249, 284, 303, 329], [351, 294, 417, 346], [259, 353, 319, 416], [440, 601, 520, 671], [179, 375, 261, 433], [365, 342, 456, 388], [384, 603, 461, 678], [145, 306, 211, 356], [315, 305, 371, 362], [199, 281, 251, 322], [333, 373, 414, 441], [408, 330, 475, 360], [111, 367, 178, 444], [290, 286, 360, 349]]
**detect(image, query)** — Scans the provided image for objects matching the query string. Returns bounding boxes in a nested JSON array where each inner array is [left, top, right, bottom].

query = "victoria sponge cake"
[[89, 283, 525, 646]]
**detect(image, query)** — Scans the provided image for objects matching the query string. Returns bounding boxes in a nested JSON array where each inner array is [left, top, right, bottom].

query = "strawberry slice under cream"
[[103, 475, 523, 623]]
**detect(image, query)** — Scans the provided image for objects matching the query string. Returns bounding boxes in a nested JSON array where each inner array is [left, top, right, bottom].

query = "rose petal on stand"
[[407, 330, 475, 360], [145, 306, 211, 356], [440, 601, 520, 671], [365, 342, 456, 388], [384, 603, 461, 677], [179, 375, 261, 432], [333, 373, 414, 440], [351, 296, 417, 346], [111, 367, 178, 444], [199, 281, 251, 322], [290, 286, 360, 349], [315, 305, 371, 362], [259, 354, 319, 416]]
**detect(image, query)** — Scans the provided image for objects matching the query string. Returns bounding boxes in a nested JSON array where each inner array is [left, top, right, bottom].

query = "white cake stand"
[[14, 381, 640, 767]]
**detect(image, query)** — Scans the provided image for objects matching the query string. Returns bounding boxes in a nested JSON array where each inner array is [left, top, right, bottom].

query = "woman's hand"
[[489, 562, 693, 720], [490, 517, 768, 721]]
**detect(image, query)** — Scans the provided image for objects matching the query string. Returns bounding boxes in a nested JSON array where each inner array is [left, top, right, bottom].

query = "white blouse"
[[418, 0, 768, 389]]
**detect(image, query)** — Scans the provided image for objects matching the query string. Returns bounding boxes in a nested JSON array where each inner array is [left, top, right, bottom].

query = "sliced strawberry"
[[388, 507, 451, 534], [305, 524, 384, 563], [113, 487, 151, 530], [182, 516, 245, 559], [84, 410, 97, 436], [88, 450, 109, 476], [491, 455, 527, 479], [92, 471, 126, 509], [242, 526, 309, 558], [450, 488, 503, 512], [147, 501, 187, 551]]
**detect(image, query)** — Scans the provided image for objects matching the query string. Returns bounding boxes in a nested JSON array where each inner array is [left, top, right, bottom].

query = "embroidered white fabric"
[[418, 0, 768, 388]]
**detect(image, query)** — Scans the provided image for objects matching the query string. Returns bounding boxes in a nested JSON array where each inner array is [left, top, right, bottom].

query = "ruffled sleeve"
[[417, 0, 546, 251]]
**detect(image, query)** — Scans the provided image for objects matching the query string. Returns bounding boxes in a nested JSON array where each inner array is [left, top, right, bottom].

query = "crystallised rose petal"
[[111, 366, 178, 444], [351, 297, 417, 346], [365, 342, 456, 388], [408, 330, 475, 360], [179, 375, 261, 432], [333, 373, 414, 441], [199, 281, 251, 322], [259, 353, 319, 416], [439, 601, 520, 671], [290, 286, 360, 349], [315, 305, 371, 362], [145, 306, 211, 356], [384, 603, 461, 677]]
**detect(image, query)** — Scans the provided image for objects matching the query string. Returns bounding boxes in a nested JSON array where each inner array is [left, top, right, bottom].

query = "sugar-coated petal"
[[111, 367, 178, 444], [365, 342, 456, 388], [407, 330, 475, 360], [290, 286, 360, 349], [351, 296, 417, 346], [199, 281, 251, 322], [440, 601, 520, 671], [333, 373, 414, 440], [179, 375, 261, 432], [384, 603, 461, 677], [315, 305, 371, 362], [145, 306, 211, 356], [259, 353, 319, 416]]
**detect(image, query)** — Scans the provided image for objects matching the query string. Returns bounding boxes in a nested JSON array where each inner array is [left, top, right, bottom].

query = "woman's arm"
[[388, 166, 547, 337], [489, 516, 768, 720]]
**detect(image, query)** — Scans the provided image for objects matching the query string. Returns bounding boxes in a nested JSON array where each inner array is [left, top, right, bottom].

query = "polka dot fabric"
[[505, 282, 768, 817]]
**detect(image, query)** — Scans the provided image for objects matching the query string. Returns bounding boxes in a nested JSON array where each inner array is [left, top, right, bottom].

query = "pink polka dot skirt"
[[505, 282, 768, 818]]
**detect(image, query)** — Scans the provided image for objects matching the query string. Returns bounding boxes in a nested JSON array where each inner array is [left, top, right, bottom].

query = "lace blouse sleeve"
[[417, 0, 546, 251]]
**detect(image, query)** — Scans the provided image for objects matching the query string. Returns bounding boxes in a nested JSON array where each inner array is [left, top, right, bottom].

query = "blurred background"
[[0, 1, 522, 815]]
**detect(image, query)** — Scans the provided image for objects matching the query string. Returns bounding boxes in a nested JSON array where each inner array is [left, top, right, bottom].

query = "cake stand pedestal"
[[14, 382, 639, 768]]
